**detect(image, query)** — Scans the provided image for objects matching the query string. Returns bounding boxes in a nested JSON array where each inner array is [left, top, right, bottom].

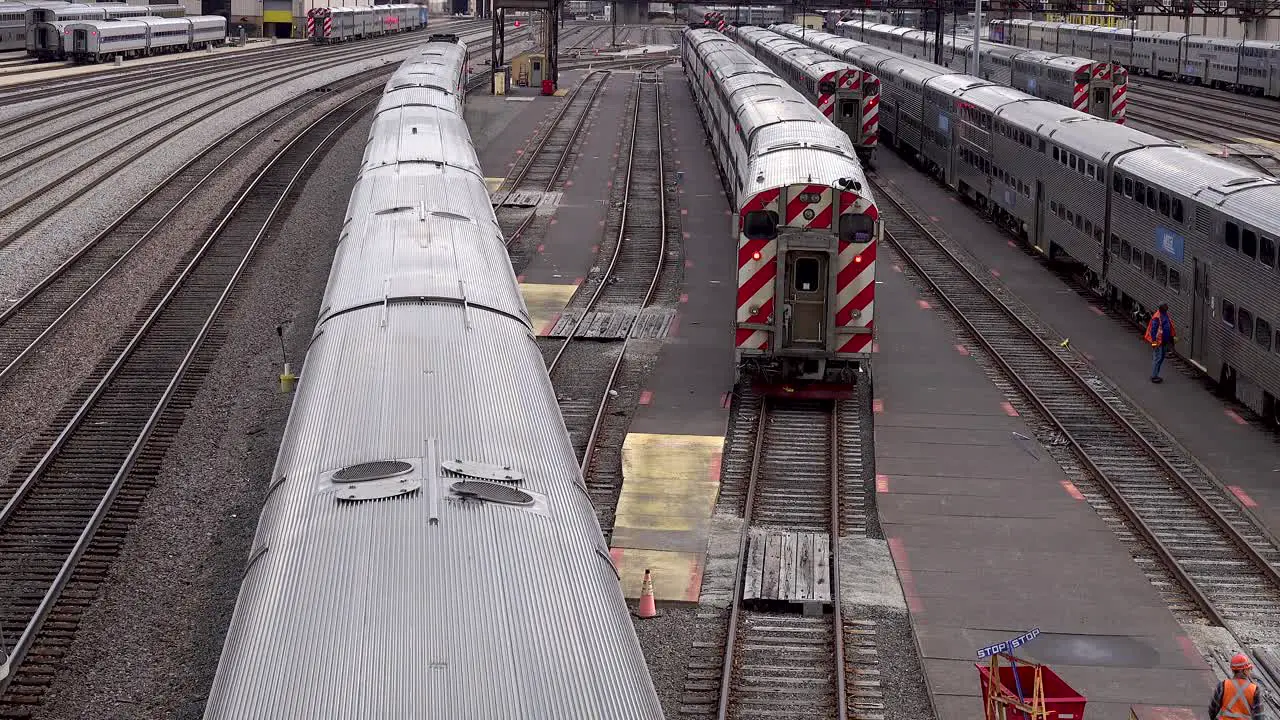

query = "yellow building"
[[509, 50, 548, 87]]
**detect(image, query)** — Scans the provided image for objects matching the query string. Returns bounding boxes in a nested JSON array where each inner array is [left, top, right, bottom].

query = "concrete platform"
[[608, 67, 736, 603], [873, 247, 1215, 718], [875, 149, 1280, 551]]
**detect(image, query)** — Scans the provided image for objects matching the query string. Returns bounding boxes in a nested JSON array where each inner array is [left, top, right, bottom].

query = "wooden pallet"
[[543, 309, 676, 340], [742, 529, 832, 612]]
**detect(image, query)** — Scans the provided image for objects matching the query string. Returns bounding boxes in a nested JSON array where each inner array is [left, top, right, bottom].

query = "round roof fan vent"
[[450, 480, 534, 507], [333, 460, 413, 483]]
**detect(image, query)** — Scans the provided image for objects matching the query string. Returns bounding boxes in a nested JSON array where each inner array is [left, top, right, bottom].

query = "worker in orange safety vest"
[[1144, 303, 1177, 384], [1209, 653, 1265, 720]]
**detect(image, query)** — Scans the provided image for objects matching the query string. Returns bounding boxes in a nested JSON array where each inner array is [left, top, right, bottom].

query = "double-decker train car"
[[306, 3, 425, 43], [725, 24, 881, 163], [66, 15, 224, 63], [682, 27, 880, 383], [836, 20, 1126, 122], [202, 34, 665, 719], [991, 18, 1280, 98], [770, 24, 1280, 422]]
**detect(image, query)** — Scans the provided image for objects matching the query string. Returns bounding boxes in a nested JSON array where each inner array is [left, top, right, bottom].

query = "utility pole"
[[973, 0, 981, 76]]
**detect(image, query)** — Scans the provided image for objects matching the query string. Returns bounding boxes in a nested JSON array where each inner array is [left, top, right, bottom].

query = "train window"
[[1169, 269, 1181, 293], [1238, 308, 1254, 338], [1143, 252, 1155, 278], [1172, 199, 1184, 223], [1085, 219, 1094, 236], [1146, 187, 1157, 211], [1123, 178, 1133, 198], [1257, 318, 1273, 351], [1156, 260, 1168, 285], [839, 213, 875, 243], [1087, 162, 1096, 178], [1226, 222, 1240, 250], [1242, 229, 1258, 259], [1158, 192, 1170, 216], [1052, 147, 1060, 162], [1134, 181, 1145, 202], [1039, 139, 1047, 153], [1111, 234, 1121, 255], [1261, 237, 1276, 267], [1113, 174, 1123, 193], [1094, 227, 1103, 243], [743, 211, 779, 240], [794, 258, 822, 292], [1223, 300, 1236, 326], [1121, 241, 1132, 262], [1075, 214, 1084, 231], [1069, 155, 1078, 171]]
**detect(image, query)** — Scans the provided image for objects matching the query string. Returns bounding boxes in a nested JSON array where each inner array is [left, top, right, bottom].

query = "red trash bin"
[[977, 658, 1087, 720], [541, 79, 554, 95]]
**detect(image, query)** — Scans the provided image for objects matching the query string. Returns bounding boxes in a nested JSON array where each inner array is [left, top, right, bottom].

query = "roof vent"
[[1223, 177, 1262, 187], [333, 460, 413, 483], [451, 480, 534, 507], [442, 459, 525, 483]]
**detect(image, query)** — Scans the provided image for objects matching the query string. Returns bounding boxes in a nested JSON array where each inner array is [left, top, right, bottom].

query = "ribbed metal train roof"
[[1043, 116, 1171, 160], [1117, 146, 1280, 229], [997, 99, 1083, 130], [362, 106, 482, 176]]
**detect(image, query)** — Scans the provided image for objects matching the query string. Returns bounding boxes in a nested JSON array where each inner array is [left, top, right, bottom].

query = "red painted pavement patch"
[[1225, 409, 1247, 425], [873, 399, 884, 414], [708, 452, 723, 482], [720, 392, 732, 409], [680, 293, 689, 303], [916, 300, 931, 310], [573, 277, 584, 286], [990, 269, 1001, 278], [1000, 402, 1019, 417], [1007, 240, 1017, 248], [1229, 485, 1258, 507], [893, 264, 902, 273], [876, 474, 889, 493], [685, 259, 693, 268], [955, 344, 970, 356], [1177, 635, 1203, 667], [1060, 481, 1085, 501], [1089, 306, 1105, 316], [638, 390, 653, 406]]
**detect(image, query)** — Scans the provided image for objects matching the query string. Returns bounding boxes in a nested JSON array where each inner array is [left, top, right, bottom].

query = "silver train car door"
[[1191, 258, 1211, 366], [72, 27, 87, 55], [784, 251, 827, 348]]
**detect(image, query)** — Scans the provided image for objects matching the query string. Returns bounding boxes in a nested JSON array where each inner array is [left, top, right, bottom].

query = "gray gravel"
[[630, 603, 708, 720], [27, 104, 374, 720]]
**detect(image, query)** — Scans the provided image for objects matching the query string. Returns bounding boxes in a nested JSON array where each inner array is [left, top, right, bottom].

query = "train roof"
[[1042, 115, 1172, 160], [64, 17, 145, 29], [1116, 145, 1280, 223]]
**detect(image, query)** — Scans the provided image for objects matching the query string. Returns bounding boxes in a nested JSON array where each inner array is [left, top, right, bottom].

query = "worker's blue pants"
[[1151, 344, 1167, 379]]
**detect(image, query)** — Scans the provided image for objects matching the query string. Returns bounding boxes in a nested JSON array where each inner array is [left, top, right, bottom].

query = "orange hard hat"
[[1231, 653, 1253, 671]]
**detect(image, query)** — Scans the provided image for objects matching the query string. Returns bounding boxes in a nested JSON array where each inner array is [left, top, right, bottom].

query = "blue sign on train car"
[[1156, 226, 1185, 262]]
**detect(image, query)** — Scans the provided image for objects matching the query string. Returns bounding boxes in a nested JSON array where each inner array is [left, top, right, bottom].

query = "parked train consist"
[[65, 15, 225, 63], [837, 20, 1127, 123], [771, 21, 1280, 422], [306, 4, 427, 43], [683, 27, 880, 383], [203, 34, 664, 719], [991, 18, 1280, 97], [724, 24, 881, 163], [19, 2, 188, 57]]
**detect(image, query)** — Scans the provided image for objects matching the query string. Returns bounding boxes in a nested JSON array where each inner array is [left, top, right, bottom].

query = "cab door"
[[783, 252, 827, 349], [1191, 257, 1210, 365]]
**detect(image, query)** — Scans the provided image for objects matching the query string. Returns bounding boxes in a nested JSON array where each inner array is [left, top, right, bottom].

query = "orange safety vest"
[[1218, 677, 1258, 720], [1144, 310, 1176, 346]]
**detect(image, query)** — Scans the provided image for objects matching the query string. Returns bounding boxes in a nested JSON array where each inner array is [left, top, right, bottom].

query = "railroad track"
[[0, 87, 378, 712], [713, 394, 849, 720], [0, 25, 524, 250], [868, 175, 1280, 711], [494, 69, 610, 249], [539, 68, 672, 535]]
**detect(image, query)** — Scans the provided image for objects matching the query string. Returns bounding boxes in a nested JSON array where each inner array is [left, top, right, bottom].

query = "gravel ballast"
[[25, 108, 374, 720]]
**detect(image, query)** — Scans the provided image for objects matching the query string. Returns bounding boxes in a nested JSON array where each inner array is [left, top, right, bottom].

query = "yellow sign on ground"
[[518, 283, 577, 335]]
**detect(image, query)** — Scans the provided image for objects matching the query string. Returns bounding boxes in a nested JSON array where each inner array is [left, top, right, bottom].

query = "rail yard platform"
[[608, 67, 736, 603], [874, 249, 1213, 718], [874, 150, 1280, 549]]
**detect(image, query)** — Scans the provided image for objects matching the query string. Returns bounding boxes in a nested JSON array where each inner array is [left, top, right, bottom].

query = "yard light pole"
[[973, 0, 981, 76]]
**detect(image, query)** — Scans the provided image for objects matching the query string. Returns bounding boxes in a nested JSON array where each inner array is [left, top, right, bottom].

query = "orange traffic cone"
[[635, 569, 658, 619]]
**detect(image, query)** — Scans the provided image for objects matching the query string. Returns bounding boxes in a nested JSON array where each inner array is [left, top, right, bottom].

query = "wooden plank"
[[779, 532, 796, 601], [761, 532, 782, 599], [795, 532, 814, 601], [743, 528, 766, 600], [812, 532, 832, 603]]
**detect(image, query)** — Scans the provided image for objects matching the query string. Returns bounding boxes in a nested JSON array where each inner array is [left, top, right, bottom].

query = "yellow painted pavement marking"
[[611, 433, 724, 603], [518, 283, 576, 335], [484, 177, 505, 193]]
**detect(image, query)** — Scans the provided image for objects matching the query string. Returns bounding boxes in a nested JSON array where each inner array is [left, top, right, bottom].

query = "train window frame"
[[1238, 308, 1254, 339], [1242, 228, 1258, 259], [1146, 187, 1156, 211], [1257, 318, 1273, 351], [1172, 198, 1184, 223], [793, 257, 822, 294], [1169, 268, 1181, 293], [1143, 252, 1155, 278], [1121, 241, 1133, 262], [1223, 299, 1236, 326], [1111, 234, 1121, 256], [742, 210, 779, 241], [1156, 260, 1168, 285], [1261, 236, 1276, 267], [1226, 222, 1240, 250], [1158, 192, 1170, 216], [1086, 162, 1096, 178], [1053, 146, 1060, 162], [1113, 174, 1123, 193], [1134, 180, 1145, 202]]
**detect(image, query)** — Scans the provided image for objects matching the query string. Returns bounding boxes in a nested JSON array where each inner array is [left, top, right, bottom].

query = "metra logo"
[[1155, 226, 1184, 262]]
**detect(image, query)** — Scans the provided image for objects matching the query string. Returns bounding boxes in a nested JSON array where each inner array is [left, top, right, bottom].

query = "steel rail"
[[830, 402, 849, 720], [496, 70, 611, 249], [870, 176, 1280, 627], [572, 66, 669, 473], [0, 90, 377, 699]]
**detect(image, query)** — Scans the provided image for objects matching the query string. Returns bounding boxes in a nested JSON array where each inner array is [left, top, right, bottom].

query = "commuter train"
[[683, 27, 880, 384], [19, 3, 187, 58], [836, 20, 1127, 123], [724, 24, 881, 163], [64, 15, 225, 63], [306, 4, 427, 43], [769, 22, 1280, 423], [202, 35, 665, 720], [990, 19, 1280, 97]]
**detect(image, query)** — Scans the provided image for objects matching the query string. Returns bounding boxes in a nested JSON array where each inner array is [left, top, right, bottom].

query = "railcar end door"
[[783, 252, 827, 348], [1191, 257, 1210, 365], [1033, 180, 1045, 252]]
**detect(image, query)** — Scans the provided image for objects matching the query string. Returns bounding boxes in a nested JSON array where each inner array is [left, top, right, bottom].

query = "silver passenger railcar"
[[202, 35, 664, 720], [0, 0, 65, 51], [771, 23, 1280, 421], [66, 19, 147, 61]]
